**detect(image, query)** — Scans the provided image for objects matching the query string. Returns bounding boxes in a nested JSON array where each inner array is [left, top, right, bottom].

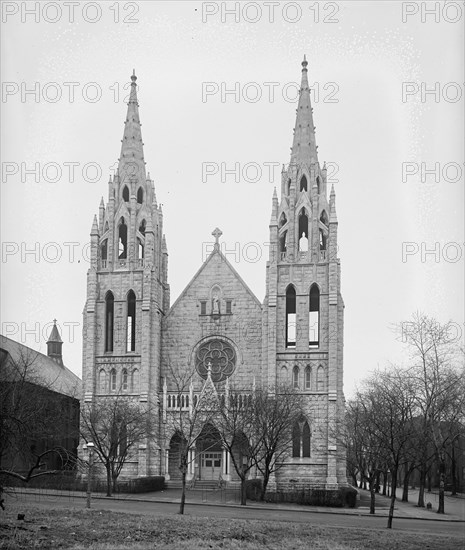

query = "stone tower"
[[263, 57, 346, 489], [82, 71, 169, 476]]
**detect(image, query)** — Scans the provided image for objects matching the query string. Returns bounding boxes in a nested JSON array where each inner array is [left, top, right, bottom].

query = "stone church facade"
[[82, 59, 347, 490]]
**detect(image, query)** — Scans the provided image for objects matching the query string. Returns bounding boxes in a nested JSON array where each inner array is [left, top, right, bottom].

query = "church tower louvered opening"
[[81, 71, 170, 477], [264, 56, 346, 491]]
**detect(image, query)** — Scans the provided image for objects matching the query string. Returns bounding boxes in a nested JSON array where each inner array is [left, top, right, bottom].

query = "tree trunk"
[[402, 466, 410, 502], [369, 479, 376, 514], [427, 471, 432, 492], [106, 465, 112, 497], [260, 470, 270, 501], [387, 469, 398, 529], [179, 463, 187, 515], [240, 476, 247, 506], [451, 445, 457, 496], [382, 470, 387, 496], [417, 467, 426, 507], [375, 471, 381, 493], [437, 453, 445, 514]]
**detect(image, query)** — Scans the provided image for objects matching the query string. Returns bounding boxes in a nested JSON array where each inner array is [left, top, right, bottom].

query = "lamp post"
[[84, 442, 95, 509]]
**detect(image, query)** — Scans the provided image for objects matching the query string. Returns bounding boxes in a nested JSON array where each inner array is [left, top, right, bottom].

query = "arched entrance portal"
[[168, 432, 187, 480], [196, 424, 222, 481]]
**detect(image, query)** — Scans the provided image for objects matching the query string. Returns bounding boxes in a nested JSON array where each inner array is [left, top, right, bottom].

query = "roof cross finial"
[[212, 227, 223, 248]]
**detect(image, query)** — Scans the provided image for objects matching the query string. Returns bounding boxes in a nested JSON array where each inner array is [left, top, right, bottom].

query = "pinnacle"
[[290, 57, 318, 167]]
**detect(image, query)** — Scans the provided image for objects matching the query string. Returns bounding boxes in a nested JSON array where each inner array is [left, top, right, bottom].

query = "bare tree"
[[345, 398, 390, 514], [397, 313, 465, 513], [353, 368, 416, 528], [0, 347, 77, 508], [215, 386, 261, 506], [80, 395, 152, 496], [163, 365, 217, 515], [251, 386, 303, 500]]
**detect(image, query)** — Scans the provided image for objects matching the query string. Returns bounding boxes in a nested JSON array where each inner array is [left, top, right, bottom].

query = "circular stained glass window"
[[195, 339, 236, 382]]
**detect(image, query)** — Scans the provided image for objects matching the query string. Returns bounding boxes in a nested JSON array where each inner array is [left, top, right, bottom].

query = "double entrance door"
[[200, 452, 222, 480]]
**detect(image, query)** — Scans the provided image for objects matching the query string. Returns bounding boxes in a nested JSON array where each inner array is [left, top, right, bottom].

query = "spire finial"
[[131, 69, 137, 83], [302, 55, 308, 71]]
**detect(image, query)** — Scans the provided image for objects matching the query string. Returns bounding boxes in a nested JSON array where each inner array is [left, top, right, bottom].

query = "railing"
[[166, 393, 190, 410], [320, 250, 326, 260], [101, 260, 107, 268], [137, 258, 144, 267], [187, 474, 197, 490]]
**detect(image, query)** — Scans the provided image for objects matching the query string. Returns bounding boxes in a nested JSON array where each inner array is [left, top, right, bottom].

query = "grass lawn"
[[0, 503, 458, 550]]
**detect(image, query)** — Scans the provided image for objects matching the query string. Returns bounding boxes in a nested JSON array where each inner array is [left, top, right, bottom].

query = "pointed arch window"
[[305, 366, 311, 390], [279, 212, 287, 228], [293, 366, 299, 389], [122, 185, 129, 202], [309, 284, 320, 347], [122, 368, 128, 391], [302, 422, 311, 457], [286, 285, 296, 348], [298, 209, 309, 250], [280, 231, 287, 255], [292, 423, 300, 457], [287, 179, 291, 195], [316, 176, 321, 194], [292, 419, 311, 458], [137, 238, 144, 261], [320, 210, 328, 226], [118, 218, 128, 259], [131, 369, 139, 392], [101, 239, 108, 262], [139, 219, 146, 236], [137, 187, 143, 204], [110, 368, 117, 392], [300, 175, 308, 192], [317, 365, 326, 391], [319, 229, 327, 251], [105, 291, 114, 352], [104, 221, 109, 233], [126, 290, 136, 352], [99, 369, 107, 393]]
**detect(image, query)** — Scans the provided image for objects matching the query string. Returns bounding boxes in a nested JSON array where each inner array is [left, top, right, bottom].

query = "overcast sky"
[[1, 1, 463, 398]]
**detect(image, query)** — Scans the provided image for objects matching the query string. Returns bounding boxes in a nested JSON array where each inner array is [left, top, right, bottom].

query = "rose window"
[[195, 339, 236, 382]]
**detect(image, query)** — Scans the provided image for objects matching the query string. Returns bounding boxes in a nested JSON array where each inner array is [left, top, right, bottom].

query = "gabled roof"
[[0, 335, 80, 399], [167, 245, 262, 316]]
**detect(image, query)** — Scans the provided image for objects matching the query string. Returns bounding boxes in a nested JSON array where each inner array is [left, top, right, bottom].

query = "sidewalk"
[[7, 486, 465, 522]]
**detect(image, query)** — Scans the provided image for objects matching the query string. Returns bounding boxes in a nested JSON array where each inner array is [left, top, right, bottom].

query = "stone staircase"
[[191, 479, 220, 491]]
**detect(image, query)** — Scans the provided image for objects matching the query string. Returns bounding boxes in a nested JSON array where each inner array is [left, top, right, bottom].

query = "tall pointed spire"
[[118, 70, 146, 184], [290, 56, 318, 168]]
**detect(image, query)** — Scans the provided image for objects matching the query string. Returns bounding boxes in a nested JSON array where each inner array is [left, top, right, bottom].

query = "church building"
[[82, 58, 347, 490]]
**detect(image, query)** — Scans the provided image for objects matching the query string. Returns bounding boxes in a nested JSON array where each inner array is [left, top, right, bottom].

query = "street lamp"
[[84, 442, 95, 509]]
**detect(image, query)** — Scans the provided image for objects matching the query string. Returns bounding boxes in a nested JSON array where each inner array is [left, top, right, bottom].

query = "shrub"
[[245, 478, 262, 500], [2, 473, 165, 494], [264, 487, 356, 507]]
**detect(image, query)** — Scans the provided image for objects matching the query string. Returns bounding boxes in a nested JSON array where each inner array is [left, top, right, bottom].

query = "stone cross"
[[212, 227, 222, 246]]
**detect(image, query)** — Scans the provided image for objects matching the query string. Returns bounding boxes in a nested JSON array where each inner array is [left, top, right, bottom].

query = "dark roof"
[[47, 322, 63, 343], [0, 335, 80, 398]]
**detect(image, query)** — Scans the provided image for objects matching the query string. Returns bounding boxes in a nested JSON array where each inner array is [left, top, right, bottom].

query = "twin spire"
[[290, 55, 318, 168], [118, 69, 146, 184]]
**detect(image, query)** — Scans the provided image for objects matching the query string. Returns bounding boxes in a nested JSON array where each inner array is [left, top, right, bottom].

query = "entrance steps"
[[191, 480, 220, 491]]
